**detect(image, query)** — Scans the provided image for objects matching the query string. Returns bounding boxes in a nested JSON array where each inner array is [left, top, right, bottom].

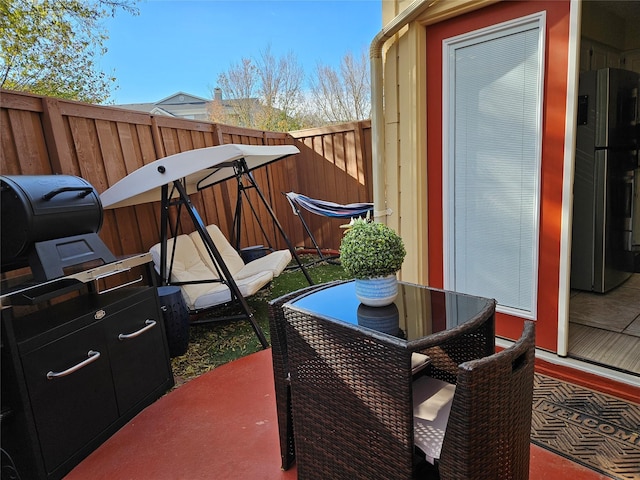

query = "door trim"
[[557, 0, 582, 357]]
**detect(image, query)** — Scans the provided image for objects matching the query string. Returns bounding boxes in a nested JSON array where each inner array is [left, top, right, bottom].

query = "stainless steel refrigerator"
[[571, 68, 639, 293]]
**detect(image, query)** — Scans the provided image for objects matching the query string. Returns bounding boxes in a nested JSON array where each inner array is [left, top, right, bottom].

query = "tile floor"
[[569, 273, 640, 374]]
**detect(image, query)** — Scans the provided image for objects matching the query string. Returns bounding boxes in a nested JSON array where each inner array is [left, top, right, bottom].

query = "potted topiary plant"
[[339, 218, 406, 307]]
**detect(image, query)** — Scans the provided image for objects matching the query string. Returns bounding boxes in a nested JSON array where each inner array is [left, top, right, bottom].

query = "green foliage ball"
[[339, 220, 406, 279]]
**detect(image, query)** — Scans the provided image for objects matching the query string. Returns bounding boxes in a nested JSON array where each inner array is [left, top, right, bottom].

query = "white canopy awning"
[[100, 144, 299, 209]]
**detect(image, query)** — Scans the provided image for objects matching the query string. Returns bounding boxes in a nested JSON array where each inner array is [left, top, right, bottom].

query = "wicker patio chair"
[[413, 320, 536, 480], [268, 280, 345, 470]]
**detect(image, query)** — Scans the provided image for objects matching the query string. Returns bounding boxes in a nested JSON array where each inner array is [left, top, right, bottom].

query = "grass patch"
[[170, 257, 350, 386]]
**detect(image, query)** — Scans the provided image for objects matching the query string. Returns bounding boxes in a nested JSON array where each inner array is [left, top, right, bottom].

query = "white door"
[[443, 13, 545, 319]]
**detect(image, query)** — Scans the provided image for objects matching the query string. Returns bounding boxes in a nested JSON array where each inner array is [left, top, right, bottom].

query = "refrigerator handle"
[[632, 87, 638, 126], [578, 95, 589, 125]]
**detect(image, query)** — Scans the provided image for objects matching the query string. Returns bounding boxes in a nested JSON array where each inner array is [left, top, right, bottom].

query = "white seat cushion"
[[191, 270, 273, 310], [411, 353, 431, 375], [190, 226, 245, 276], [235, 270, 274, 297], [150, 235, 220, 310], [411, 352, 431, 375], [236, 249, 291, 278], [192, 226, 291, 278], [413, 376, 456, 464]]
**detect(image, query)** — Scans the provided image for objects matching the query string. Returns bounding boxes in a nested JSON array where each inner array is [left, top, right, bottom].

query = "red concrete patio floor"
[[65, 349, 611, 480]]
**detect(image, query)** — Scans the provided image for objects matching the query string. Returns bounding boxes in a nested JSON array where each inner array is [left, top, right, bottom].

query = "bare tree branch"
[[309, 50, 371, 124]]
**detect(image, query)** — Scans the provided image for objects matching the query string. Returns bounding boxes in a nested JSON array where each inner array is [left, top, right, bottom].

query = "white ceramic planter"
[[354, 275, 398, 307]]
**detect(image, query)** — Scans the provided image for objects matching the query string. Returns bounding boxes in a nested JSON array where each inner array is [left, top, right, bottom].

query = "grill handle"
[[46, 350, 101, 379], [118, 319, 157, 340], [42, 186, 93, 201]]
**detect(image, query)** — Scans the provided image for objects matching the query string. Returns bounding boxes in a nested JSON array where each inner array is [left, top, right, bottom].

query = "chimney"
[[214, 88, 222, 102]]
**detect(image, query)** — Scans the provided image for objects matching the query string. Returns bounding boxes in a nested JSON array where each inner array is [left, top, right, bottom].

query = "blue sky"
[[101, 0, 382, 105]]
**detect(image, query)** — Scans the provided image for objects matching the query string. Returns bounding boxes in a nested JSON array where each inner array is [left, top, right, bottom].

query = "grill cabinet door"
[[104, 289, 173, 414], [21, 319, 119, 475]]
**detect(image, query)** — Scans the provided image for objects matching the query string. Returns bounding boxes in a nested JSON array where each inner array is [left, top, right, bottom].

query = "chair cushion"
[[206, 225, 247, 274], [191, 270, 273, 310], [150, 235, 220, 310], [191, 226, 291, 279], [236, 270, 274, 296], [236, 249, 292, 279], [411, 353, 431, 375], [188, 226, 246, 276], [413, 376, 456, 465]]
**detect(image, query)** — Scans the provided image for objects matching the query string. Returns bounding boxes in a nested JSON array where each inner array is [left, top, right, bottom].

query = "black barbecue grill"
[[1, 174, 115, 280], [0, 175, 174, 480], [0, 175, 154, 306]]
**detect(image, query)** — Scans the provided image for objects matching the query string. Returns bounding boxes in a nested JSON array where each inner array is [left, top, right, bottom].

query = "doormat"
[[531, 373, 640, 479]]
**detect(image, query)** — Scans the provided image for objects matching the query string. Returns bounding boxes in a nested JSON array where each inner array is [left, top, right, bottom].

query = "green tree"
[[0, 0, 137, 103]]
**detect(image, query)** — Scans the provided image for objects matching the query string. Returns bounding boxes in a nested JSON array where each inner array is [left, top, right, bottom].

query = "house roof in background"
[[155, 92, 210, 105], [116, 91, 211, 116]]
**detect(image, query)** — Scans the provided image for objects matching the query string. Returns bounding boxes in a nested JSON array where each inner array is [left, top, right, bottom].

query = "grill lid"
[[1, 175, 113, 281]]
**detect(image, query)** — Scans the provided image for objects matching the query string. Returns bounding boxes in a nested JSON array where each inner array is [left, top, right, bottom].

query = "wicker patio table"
[[281, 280, 496, 480]]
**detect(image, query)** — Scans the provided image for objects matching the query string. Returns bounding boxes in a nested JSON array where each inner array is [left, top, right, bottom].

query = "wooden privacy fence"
[[0, 89, 372, 263]]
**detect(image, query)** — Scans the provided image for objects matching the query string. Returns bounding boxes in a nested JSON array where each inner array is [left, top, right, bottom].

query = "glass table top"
[[289, 281, 493, 343]]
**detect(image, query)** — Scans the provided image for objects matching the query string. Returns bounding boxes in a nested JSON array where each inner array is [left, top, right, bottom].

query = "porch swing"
[[100, 144, 313, 348]]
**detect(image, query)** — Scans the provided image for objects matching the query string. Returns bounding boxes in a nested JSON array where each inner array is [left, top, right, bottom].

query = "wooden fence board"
[[59, 101, 152, 125], [71, 117, 110, 192], [41, 98, 72, 172], [135, 203, 162, 251], [176, 128, 195, 152], [334, 131, 348, 204], [355, 130, 366, 199], [248, 166, 275, 247], [0, 90, 44, 111], [215, 180, 235, 234], [276, 156, 305, 248], [136, 124, 158, 166], [96, 119, 125, 187], [116, 122, 142, 178], [150, 117, 166, 158], [159, 127, 180, 156], [5, 109, 51, 174], [112, 206, 142, 256], [65, 116, 91, 177], [0, 109, 16, 173], [319, 135, 336, 248], [298, 137, 318, 247]]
